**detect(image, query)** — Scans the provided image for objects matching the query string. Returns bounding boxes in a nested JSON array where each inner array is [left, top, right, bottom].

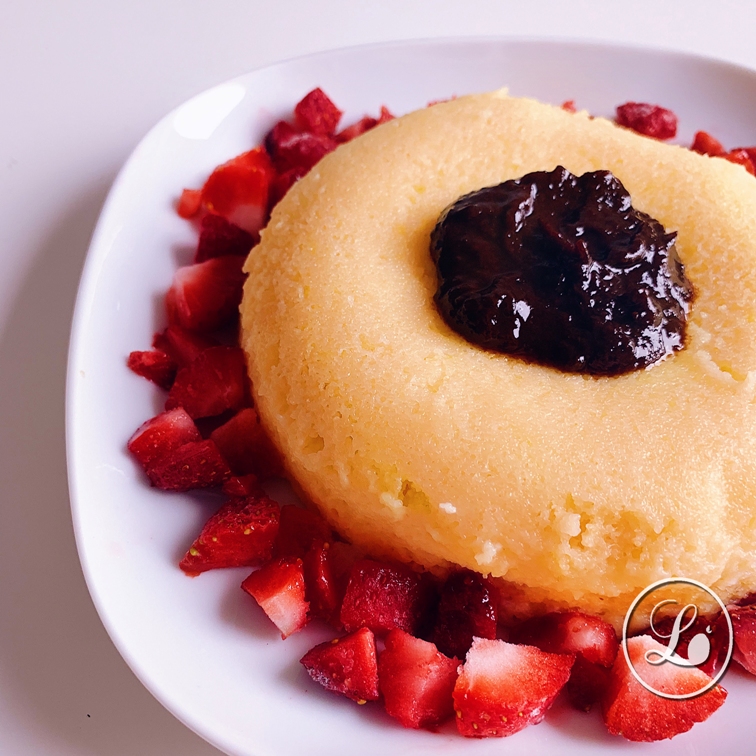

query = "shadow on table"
[[0, 181, 223, 755]]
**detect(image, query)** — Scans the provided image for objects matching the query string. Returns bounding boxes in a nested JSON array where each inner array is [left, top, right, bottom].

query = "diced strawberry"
[[209, 407, 284, 478], [339, 559, 434, 636], [127, 349, 177, 390], [615, 102, 677, 140], [274, 504, 333, 559], [180, 494, 280, 575], [153, 325, 218, 368], [268, 166, 308, 211], [728, 603, 756, 675], [303, 541, 340, 622], [146, 438, 231, 491], [602, 635, 727, 742], [294, 88, 343, 136], [177, 188, 202, 219], [453, 638, 574, 737], [264, 120, 338, 174], [561, 99, 577, 113], [300, 627, 379, 703], [335, 115, 378, 143], [509, 611, 618, 667], [734, 147, 756, 168], [635, 611, 730, 678], [376, 105, 394, 124], [567, 655, 611, 712], [431, 569, 498, 659], [165, 255, 246, 333], [200, 147, 273, 235], [509, 610, 618, 712], [691, 130, 726, 156], [127, 408, 201, 468], [222, 473, 262, 497], [725, 148, 756, 175], [195, 213, 255, 263], [378, 629, 459, 729], [165, 346, 248, 419], [241, 555, 309, 638]]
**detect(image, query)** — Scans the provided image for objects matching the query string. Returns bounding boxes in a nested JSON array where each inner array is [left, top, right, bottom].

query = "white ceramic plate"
[[67, 39, 756, 756]]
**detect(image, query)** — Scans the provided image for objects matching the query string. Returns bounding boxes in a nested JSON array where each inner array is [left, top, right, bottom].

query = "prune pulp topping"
[[430, 166, 694, 376]]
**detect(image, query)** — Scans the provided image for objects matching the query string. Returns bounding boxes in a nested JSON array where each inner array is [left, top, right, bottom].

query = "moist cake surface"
[[240, 91, 756, 628]]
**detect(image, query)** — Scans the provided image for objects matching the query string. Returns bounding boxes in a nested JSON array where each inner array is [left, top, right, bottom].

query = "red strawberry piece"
[[431, 569, 498, 660], [268, 166, 308, 211], [453, 638, 574, 738], [273, 504, 333, 559], [153, 325, 218, 368], [209, 407, 284, 478], [303, 541, 340, 622], [561, 99, 577, 113], [264, 120, 338, 174], [294, 88, 343, 136], [200, 147, 273, 235], [241, 555, 309, 638], [165, 255, 246, 333], [339, 559, 434, 636], [509, 611, 618, 667], [180, 494, 280, 575], [378, 629, 459, 729], [165, 346, 248, 419], [146, 438, 231, 491], [615, 102, 678, 140], [734, 147, 756, 168], [127, 407, 201, 469], [728, 602, 756, 675], [222, 473, 262, 497], [509, 610, 618, 712], [602, 635, 727, 742], [127, 349, 177, 390], [691, 130, 726, 156], [195, 213, 255, 263], [335, 115, 378, 143], [725, 148, 756, 175], [566, 655, 611, 712], [376, 105, 394, 124], [300, 627, 379, 703], [177, 188, 202, 219], [635, 610, 730, 679]]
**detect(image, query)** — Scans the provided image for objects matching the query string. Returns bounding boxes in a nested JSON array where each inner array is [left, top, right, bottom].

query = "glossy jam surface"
[[430, 166, 694, 376]]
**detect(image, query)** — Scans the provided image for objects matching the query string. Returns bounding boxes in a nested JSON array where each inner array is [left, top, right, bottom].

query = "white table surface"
[[2, 1, 756, 753]]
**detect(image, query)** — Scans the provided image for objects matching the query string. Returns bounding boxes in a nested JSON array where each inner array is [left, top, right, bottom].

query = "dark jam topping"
[[430, 166, 694, 376]]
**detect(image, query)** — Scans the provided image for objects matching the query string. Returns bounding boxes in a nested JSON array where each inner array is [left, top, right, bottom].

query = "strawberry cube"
[[725, 148, 756, 175], [729, 602, 756, 675], [241, 556, 309, 638], [294, 88, 343, 136], [303, 541, 363, 626], [200, 147, 273, 235], [127, 408, 201, 468], [264, 120, 338, 175], [195, 213, 256, 263], [378, 629, 459, 729], [127, 349, 177, 390], [222, 473, 262, 498], [453, 638, 574, 738], [177, 187, 202, 219], [335, 116, 378, 143], [273, 504, 333, 559], [602, 635, 727, 742], [615, 102, 677, 140], [180, 494, 280, 575], [268, 166, 307, 211], [165, 255, 246, 333], [146, 438, 231, 491], [566, 655, 611, 712], [153, 325, 218, 368], [431, 569, 498, 659], [691, 130, 726, 156], [339, 559, 434, 636], [209, 407, 284, 478], [300, 627, 379, 703], [165, 346, 248, 419]]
